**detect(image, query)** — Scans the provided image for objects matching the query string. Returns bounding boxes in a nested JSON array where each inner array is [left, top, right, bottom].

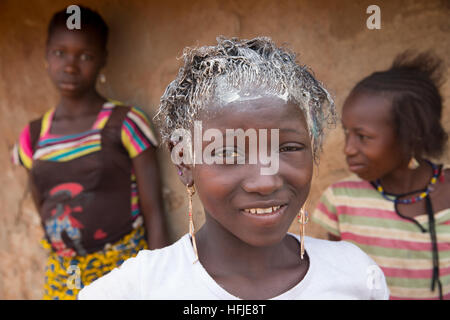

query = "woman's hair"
[[155, 36, 336, 162], [47, 5, 109, 50], [351, 51, 447, 159]]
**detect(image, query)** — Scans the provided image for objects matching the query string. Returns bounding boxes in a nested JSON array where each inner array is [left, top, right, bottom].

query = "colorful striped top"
[[12, 101, 158, 220], [312, 172, 450, 300]]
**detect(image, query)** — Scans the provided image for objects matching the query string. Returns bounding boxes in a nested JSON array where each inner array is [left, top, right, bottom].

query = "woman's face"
[[341, 91, 405, 181], [183, 96, 313, 247], [46, 26, 106, 97]]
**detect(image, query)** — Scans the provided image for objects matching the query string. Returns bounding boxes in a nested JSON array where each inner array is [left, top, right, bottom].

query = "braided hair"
[[351, 51, 447, 159]]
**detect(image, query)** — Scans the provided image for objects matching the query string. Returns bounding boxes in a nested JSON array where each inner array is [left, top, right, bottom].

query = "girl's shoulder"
[[319, 174, 375, 202], [129, 234, 190, 268], [290, 234, 381, 272], [305, 236, 389, 299], [118, 233, 192, 273], [328, 174, 371, 190], [303, 235, 387, 289], [78, 234, 190, 299], [304, 235, 372, 262]]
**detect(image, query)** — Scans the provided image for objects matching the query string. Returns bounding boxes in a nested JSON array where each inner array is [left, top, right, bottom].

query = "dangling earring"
[[44, 61, 49, 70], [99, 73, 106, 84], [408, 157, 420, 170], [298, 205, 309, 260], [187, 185, 198, 262]]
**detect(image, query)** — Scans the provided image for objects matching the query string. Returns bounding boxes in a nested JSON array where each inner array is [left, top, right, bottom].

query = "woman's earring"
[[99, 73, 106, 84], [44, 61, 49, 70], [298, 206, 309, 260], [408, 157, 420, 170], [187, 185, 198, 262]]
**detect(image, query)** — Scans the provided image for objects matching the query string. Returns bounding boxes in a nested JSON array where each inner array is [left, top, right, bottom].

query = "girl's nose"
[[241, 167, 283, 196], [344, 134, 358, 156], [64, 56, 79, 74]]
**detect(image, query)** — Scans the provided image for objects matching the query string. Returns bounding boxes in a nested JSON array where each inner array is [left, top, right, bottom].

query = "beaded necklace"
[[372, 160, 440, 204], [371, 160, 444, 299]]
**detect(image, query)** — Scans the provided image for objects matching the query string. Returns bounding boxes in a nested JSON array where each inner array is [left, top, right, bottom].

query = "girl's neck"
[[195, 215, 298, 279], [379, 158, 433, 195], [56, 89, 106, 118]]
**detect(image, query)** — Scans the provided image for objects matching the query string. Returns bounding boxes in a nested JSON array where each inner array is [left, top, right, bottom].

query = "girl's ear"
[[169, 141, 194, 187], [175, 164, 194, 187]]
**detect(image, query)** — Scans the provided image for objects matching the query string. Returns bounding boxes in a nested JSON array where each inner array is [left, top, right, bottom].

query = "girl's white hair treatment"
[[155, 36, 336, 162]]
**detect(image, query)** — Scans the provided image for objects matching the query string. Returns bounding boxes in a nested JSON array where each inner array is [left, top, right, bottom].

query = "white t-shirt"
[[78, 234, 389, 300]]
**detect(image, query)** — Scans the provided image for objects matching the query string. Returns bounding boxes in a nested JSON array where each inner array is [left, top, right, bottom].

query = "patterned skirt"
[[42, 226, 147, 300]]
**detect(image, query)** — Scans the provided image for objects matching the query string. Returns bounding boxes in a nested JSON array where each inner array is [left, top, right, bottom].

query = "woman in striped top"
[[11, 6, 168, 299], [313, 51, 450, 300]]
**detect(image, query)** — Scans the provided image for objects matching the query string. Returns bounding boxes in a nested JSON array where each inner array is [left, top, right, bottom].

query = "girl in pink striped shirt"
[[313, 51, 450, 300]]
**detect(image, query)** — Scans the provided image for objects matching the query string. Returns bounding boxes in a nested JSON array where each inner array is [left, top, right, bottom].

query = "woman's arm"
[[132, 147, 170, 249]]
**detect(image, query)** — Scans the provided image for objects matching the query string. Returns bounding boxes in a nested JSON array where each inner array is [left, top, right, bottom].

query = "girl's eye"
[[80, 53, 93, 61], [215, 149, 240, 158], [279, 145, 304, 153], [358, 134, 369, 141], [211, 148, 245, 165], [53, 49, 64, 57]]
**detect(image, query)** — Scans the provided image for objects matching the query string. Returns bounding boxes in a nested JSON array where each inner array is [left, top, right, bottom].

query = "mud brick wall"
[[1, 0, 449, 299]]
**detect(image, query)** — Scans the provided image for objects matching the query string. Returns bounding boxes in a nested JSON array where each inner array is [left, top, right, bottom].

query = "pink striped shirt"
[[313, 173, 450, 300]]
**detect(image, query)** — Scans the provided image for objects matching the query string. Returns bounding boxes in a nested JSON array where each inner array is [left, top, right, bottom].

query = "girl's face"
[[342, 92, 405, 181], [183, 96, 313, 247], [46, 26, 106, 97]]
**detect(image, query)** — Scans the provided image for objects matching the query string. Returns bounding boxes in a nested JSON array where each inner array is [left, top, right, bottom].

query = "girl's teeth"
[[244, 205, 282, 214]]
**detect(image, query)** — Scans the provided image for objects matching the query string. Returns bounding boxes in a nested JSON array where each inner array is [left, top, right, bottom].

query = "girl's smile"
[[240, 204, 288, 228]]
